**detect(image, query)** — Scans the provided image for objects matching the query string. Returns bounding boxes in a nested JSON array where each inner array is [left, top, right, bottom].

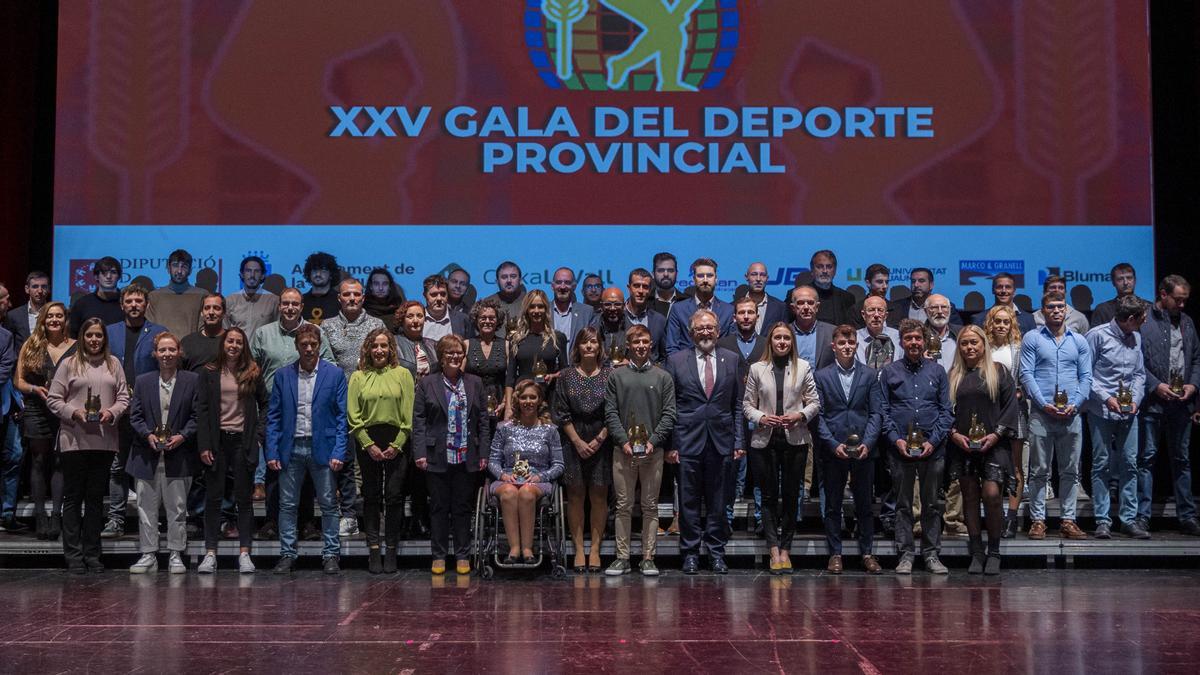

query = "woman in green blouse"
[[348, 327, 414, 574]]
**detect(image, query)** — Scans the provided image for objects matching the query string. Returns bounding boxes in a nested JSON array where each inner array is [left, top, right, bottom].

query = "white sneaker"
[[127, 489, 138, 502], [197, 552, 217, 574], [129, 553, 157, 574], [168, 552, 186, 574], [339, 517, 359, 537], [238, 552, 256, 574]]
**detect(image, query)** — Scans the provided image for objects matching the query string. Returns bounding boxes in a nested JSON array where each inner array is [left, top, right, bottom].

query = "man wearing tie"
[[664, 310, 744, 574]]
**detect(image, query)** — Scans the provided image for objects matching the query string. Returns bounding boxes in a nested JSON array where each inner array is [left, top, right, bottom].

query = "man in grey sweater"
[[604, 324, 677, 577]]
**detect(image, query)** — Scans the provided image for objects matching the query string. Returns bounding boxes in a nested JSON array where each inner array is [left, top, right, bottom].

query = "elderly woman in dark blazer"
[[126, 332, 199, 574], [413, 334, 490, 575]]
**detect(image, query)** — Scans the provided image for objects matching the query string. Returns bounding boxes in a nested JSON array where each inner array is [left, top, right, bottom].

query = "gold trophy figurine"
[[84, 387, 102, 423], [506, 317, 519, 335], [1116, 379, 1134, 414], [153, 422, 172, 451], [532, 357, 548, 384], [1053, 387, 1069, 412], [905, 422, 927, 458], [1169, 369, 1185, 397], [512, 452, 531, 483], [628, 413, 648, 458], [610, 340, 626, 363], [844, 431, 862, 458], [925, 330, 941, 361], [966, 412, 987, 451], [486, 393, 498, 418]]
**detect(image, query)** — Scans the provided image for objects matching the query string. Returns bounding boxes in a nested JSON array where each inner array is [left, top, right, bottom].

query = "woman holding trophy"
[[504, 291, 567, 419], [948, 324, 1018, 575], [46, 318, 130, 573], [125, 333, 200, 574], [489, 379, 564, 564]]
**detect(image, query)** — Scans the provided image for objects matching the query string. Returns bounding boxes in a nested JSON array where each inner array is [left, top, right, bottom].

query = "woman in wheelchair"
[[488, 379, 564, 564]]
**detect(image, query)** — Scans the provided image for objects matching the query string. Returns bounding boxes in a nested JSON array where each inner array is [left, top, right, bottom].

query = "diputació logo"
[[526, 0, 739, 92], [69, 259, 99, 294]]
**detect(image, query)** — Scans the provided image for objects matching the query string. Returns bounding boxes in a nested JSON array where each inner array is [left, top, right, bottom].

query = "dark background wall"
[[1, 1, 1197, 309]]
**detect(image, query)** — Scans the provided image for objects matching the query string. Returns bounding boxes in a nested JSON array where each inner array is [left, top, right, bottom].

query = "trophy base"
[[967, 442, 983, 451], [907, 449, 924, 458], [1119, 406, 1133, 414]]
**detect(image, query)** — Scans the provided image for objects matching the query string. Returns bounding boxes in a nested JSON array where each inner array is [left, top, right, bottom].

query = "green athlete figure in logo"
[[601, 0, 705, 91]]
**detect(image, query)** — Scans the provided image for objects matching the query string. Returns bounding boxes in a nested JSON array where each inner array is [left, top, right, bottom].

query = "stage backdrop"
[[53, 1, 1154, 312]]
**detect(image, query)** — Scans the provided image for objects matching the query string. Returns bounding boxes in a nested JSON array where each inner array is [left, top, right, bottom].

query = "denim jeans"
[[1137, 406, 1196, 523], [1088, 413, 1138, 526], [278, 439, 340, 558], [1027, 409, 1082, 522], [0, 416, 24, 519], [254, 445, 267, 485]]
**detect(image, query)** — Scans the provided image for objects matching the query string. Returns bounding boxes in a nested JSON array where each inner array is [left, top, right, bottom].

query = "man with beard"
[[924, 294, 958, 373], [181, 294, 228, 372], [549, 267, 597, 360], [4, 270, 50, 345], [481, 261, 526, 336], [421, 275, 468, 342], [650, 252, 688, 318], [971, 272, 1036, 334], [666, 258, 734, 356], [225, 256, 279, 341], [147, 249, 208, 338], [888, 268, 962, 329], [858, 295, 901, 369], [787, 286, 835, 371], [805, 250, 858, 327], [664, 310, 744, 575], [742, 262, 789, 334], [622, 268, 668, 362], [300, 251, 342, 325]]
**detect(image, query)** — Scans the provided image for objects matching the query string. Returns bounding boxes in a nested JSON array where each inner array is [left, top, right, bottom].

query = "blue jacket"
[[1139, 305, 1200, 414], [266, 359, 348, 468], [0, 326, 18, 416], [126, 370, 200, 480], [663, 347, 744, 456], [815, 360, 884, 458], [876, 357, 954, 457], [106, 320, 167, 378], [665, 296, 735, 356]]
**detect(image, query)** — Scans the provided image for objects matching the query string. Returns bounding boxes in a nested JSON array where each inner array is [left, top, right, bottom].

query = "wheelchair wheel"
[[479, 564, 494, 580], [551, 565, 567, 580]]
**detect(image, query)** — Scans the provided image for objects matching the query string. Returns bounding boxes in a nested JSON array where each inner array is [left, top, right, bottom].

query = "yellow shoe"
[[456, 560, 470, 575], [769, 560, 782, 574], [431, 560, 446, 575], [781, 558, 793, 571]]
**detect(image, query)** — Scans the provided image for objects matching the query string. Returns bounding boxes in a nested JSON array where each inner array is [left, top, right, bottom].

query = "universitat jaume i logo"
[[525, 0, 739, 91]]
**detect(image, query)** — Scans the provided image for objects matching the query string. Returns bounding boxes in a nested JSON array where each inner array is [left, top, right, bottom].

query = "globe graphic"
[[525, 0, 740, 91]]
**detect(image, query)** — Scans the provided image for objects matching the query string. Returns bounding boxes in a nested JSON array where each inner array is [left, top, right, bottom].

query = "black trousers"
[[889, 453, 945, 559], [427, 463, 475, 559], [61, 450, 112, 566], [204, 431, 255, 549], [678, 444, 733, 558], [404, 448, 429, 526], [822, 455, 876, 556], [357, 443, 406, 547], [749, 435, 807, 549]]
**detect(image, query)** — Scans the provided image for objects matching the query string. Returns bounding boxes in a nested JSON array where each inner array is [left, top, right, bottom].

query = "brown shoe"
[[667, 520, 680, 535], [862, 555, 882, 574], [253, 484, 266, 501], [1060, 520, 1087, 540], [826, 555, 843, 574], [1028, 520, 1047, 540]]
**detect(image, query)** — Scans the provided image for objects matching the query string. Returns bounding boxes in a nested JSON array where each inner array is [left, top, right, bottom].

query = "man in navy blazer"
[[0, 323, 21, 532], [717, 295, 768, 530], [549, 267, 599, 363], [741, 262, 790, 333], [815, 325, 885, 574], [102, 284, 166, 537], [664, 309, 744, 574], [266, 324, 348, 574], [665, 258, 735, 356], [624, 269, 669, 359]]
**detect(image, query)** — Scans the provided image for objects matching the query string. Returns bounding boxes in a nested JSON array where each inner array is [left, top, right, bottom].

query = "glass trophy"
[[84, 387, 102, 423], [532, 357, 548, 384], [966, 412, 987, 450], [1170, 369, 1185, 396], [1053, 387, 1069, 412], [905, 422, 926, 458], [1116, 379, 1134, 414]]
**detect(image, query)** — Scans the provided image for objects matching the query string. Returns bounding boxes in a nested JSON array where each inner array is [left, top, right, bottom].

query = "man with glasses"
[[147, 249, 209, 338], [1020, 291, 1092, 540], [69, 256, 126, 336], [1034, 275, 1089, 334], [581, 274, 605, 313], [549, 267, 597, 360], [924, 294, 958, 372], [887, 268, 962, 329]]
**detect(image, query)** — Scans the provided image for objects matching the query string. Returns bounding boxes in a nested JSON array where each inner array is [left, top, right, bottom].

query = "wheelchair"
[[472, 479, 567, 579]]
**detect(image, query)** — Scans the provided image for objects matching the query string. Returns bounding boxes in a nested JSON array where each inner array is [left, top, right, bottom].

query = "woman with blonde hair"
[[743, 322, 820, 573], [983, 304, 1028, 538], [15, 302, 75, 539], [46, 318, 130, 573], [504, 290, 566, 419], [948, 324, 1017, 575]]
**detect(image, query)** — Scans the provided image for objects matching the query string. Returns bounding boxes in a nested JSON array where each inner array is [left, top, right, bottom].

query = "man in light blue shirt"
[[1019, 291, 1093, 540], [1084, 296, 1147, 539]]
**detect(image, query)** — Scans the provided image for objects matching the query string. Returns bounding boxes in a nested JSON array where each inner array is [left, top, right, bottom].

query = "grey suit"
[[550, 302, 597, 364]]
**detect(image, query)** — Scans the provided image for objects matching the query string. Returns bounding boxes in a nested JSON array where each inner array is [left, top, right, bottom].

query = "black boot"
[[35, 512, 49, 540], [368, 547, 383, 574], [967, 537, 984, 574], [383, 545, 398, 573], [1001, 511, 1018, 539], [47, 515, 62, 540]]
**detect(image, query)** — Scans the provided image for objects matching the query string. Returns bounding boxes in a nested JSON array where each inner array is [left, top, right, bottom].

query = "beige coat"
[[46, 356, 130, 452], [742, 358, 820, 448]]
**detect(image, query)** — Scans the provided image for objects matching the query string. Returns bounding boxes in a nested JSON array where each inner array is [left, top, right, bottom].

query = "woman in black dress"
[[551, 327, 612, 573], [504, 290, 566, 419], [948, 324, 1017, 575], [14, 302, 76, 539], [464, 297, 508, 420]]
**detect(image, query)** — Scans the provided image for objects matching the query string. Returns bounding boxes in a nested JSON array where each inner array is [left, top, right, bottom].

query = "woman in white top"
[[742, 322, 820, 573], [984, 305, 1027, 538]]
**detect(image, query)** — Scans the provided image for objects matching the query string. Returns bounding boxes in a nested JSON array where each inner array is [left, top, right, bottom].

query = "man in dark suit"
[[806, 250, 858, 327], [666, 258, 735, 356], [650, 252, 688, 318], [664, 309, 744, 574], [787, 286, 836, 371], [624, 269, 669, 362], [971, 272, 1036, 334], [2, 271, 50, 346], [549, 267, 598, 362], [125, 333, 199, 573], [0, 321, 20, 533], [718, 295, 767, 532], [887, 267, 963, 329], [815, 325, 884, 574], [742, 262, 789, 333], [266, 324, 349, 575]]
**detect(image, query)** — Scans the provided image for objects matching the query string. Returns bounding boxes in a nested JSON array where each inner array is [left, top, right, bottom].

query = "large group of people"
[[0, 249, 1197, 578]]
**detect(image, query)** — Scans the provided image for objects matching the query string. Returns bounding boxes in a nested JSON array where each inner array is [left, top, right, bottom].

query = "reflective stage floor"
[[2, 567, 1198, 673]]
